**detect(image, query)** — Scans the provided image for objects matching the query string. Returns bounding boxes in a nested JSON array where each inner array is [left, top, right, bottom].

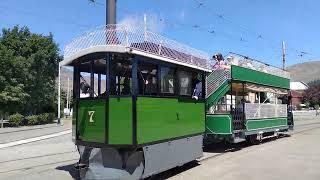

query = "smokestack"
[[106, 0, 116, 25]]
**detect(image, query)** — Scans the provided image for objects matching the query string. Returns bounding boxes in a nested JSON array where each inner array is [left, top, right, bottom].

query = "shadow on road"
[[53, 135, 291, 180], [56, 164, 80, 180], [204, 142, 246, 153], [146, 161, 200, 180], [204, 134, 291, 154]]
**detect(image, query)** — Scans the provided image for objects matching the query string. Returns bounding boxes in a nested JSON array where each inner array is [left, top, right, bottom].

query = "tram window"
[[78, 59, 107, 98], [138, 62, 158, 95], [160, 67, 175, 94], [79, 72, 92, 98], [110, 58, 132, 95], [93, 59, 107, 97], [177, 71, 192, 96]]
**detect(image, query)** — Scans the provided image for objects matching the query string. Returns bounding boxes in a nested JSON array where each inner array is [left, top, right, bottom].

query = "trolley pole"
[[106, 0, 116, 25], [282, 41, 286, 70]]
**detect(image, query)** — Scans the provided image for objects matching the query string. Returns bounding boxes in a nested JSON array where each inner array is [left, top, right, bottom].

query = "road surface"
[[0, 116, 319, 180]]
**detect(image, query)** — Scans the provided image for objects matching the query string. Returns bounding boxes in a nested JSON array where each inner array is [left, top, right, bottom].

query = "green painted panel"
[[246, 118, 288, 131], [137, 97, 205, 144], [77, 99, 105, 143], [206, 114, 232, 134], [109, 97, 132, 145], [206, 82, 230, 109], [231, 65, 290, 89]]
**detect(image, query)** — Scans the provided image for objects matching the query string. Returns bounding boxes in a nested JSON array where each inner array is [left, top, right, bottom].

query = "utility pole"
[[282, 41, 286, 70]]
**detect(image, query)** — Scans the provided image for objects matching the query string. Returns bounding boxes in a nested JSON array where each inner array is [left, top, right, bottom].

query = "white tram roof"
[[60, 24, 212, 72]]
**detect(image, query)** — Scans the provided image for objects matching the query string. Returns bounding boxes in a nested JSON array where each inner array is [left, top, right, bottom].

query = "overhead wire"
[[194, 1, 315, 60]]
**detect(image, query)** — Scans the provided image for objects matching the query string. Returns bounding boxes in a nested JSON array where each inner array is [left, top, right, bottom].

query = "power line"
[[193, 1, 315, 59], [86, 0, 316, 61]]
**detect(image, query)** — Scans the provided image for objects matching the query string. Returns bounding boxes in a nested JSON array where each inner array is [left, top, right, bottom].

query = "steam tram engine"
[[59, 25, 293, 179]]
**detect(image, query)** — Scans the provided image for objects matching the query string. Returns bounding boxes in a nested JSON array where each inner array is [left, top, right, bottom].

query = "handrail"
[[228, 52, 290, 79], [64, 24, 211, 70], [205, 68, 231, 99], [245, 103, 287, 119]]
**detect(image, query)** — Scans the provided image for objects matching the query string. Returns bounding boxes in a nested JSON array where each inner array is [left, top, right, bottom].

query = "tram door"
[[74, 57, 133, 145], [76, 59, 107, 143]]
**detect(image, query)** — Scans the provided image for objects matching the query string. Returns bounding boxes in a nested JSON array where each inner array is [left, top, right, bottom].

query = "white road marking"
[[0, 130, 71, 149]]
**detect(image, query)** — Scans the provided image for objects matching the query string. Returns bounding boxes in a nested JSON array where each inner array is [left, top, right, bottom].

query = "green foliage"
[[304, 79, 320, 107], [37, 113, 49, 124], [8, 113, 23, 127], [26, 115, 39, 125], [0, 26, 61, 115], [305, 102, 310, 109], [26, 113, 55, 125], [314, 104, 320, 110]]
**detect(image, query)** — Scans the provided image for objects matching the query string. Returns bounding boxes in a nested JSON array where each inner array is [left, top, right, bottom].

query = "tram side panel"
[[136, 96, 205, 177], [136, 97, 205, 144]]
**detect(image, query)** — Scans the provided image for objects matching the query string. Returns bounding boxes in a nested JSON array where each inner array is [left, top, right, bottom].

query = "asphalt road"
[[0, 116, 319, 180]]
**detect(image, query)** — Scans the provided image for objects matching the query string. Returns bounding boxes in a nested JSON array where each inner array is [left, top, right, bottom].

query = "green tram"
[[59, 25, 293, 179]]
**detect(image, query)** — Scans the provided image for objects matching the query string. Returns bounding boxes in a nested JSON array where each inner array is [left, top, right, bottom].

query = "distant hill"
[[287, 61, 320, 83]]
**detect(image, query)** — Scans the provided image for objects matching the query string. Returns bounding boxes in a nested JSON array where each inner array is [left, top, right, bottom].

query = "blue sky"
[[0, 0, 319, 67]]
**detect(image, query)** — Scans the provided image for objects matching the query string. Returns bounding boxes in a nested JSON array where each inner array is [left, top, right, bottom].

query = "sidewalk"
[[0, 119, 72, 144]]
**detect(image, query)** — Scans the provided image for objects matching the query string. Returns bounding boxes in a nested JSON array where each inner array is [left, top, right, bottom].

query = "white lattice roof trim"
[[62, 24, 211, 71]]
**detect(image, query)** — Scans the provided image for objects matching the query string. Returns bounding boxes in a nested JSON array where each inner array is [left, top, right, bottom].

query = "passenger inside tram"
[[192, 75, 202, 100]]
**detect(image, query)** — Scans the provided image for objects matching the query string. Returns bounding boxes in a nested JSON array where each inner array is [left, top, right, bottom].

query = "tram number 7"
[[88, 111, 95, 123]]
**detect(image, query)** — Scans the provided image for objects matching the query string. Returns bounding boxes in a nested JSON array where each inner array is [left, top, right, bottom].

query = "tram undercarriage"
[[77, 135, 203, 179]]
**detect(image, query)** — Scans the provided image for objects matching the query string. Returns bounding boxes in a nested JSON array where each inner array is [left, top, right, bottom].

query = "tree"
[[304, 80, 320, 107], [0, 26, 61, 115]]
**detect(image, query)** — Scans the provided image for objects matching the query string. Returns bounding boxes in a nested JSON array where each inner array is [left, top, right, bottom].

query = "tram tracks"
[[1, 121, 320, 179], [0, 151, 77, 165], [201, 121, 320, 162], [151, 121, 320, 179], [0, 150, 78, 175]]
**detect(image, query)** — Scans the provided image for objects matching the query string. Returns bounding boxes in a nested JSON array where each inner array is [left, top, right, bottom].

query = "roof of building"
[[290, 81, 309, 91]]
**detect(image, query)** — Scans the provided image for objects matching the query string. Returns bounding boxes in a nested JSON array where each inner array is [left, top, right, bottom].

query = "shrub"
[[38, 113, 49, 124], [27, 115, 39, 125], [8, 113, 23, 127], [26, 113, 55, 125], [47, 113, 55, 123]]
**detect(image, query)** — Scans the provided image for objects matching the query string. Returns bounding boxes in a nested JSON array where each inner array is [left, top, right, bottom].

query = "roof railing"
[[64, 24, 211, 70], [227, 52, 290, 79]]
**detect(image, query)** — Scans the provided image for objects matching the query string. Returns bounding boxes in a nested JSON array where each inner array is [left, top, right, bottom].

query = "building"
[[290, 81, 309, 107]]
